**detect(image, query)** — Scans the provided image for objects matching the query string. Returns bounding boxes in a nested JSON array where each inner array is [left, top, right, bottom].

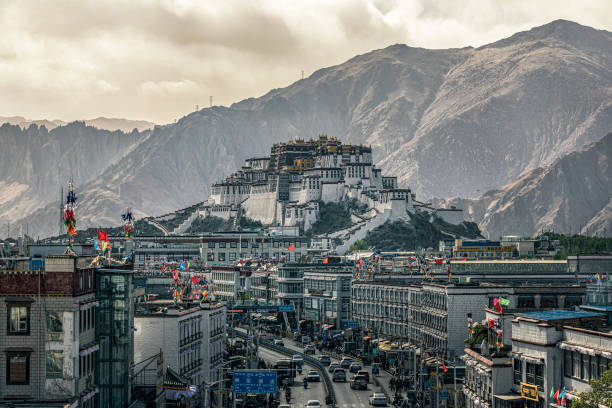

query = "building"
[[510, 310, 611, 408], [96, 267, 135, 407], [0, 254, 99, 407], [303, 263, 353, 331], [453, 240, 516, 260], [134, 300, 226, 406], [351, 279, 587, 359], [500, 237, 536, 257]]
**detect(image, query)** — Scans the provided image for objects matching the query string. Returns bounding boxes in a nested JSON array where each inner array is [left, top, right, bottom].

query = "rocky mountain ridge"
[[1, 19, 611, 238]]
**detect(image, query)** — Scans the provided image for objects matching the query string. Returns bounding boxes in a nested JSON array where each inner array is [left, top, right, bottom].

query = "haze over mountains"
[[1, 19, 610, 239], [0, 116, 155, 133]]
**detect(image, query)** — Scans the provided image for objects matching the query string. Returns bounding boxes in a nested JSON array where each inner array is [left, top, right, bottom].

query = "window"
[[564, 350, 572, 377], [540, 295, 557, 308], [8, 305, 30, 335], [526, 362, 544, 387], [46, 312, 64, 341], [573, 351, 581, 378], [208, 241, 215, 249], [565, 296, 582, 307], [46, 351, 64, 379], [513, 359, 522, 385], [582, 354, 590, 381], [218, 241, 226, 248], [229, 253, 236, 261], [241, 241, 248, 248], [218, 253, 226, 262], [207, 253, 214, 261], [230, 241, 237, 248], [518, 296, 535, 308], [7, 352, 29, 384]]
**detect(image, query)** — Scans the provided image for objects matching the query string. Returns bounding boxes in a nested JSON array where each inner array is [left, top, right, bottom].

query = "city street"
[[269, 337, 392, 407], [257, 344, 328, 407]]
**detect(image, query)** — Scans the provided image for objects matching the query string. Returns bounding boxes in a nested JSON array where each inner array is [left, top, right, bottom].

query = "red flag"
[[435, 258, 443, 265], [288, 245, 295, 251], [98, 229, 108, 242], [442, 361, 448, 373], [358, 259, 363, 266], [191, 276, 197, 285], [487, 318, 495, 328], [461, 257, 466, 261], [323, 258, 328, 264]]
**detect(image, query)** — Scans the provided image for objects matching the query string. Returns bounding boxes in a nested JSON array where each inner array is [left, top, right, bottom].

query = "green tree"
[[348, 240, 370, 253], [572, 368, 612, 408]]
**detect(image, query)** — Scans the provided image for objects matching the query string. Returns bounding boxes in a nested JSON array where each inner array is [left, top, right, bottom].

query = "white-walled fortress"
[[201, 136, 463, 242]]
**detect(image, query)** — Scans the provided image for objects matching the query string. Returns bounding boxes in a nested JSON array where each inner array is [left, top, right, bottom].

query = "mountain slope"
[[0, 116, 155, 132], [437, 133, 612, 238], [3, 20, 611, 238]]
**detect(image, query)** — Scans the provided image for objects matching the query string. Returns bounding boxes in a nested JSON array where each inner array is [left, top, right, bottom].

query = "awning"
[[79, 343, 99, 356], [558, 342, 612, 359], [81, 387, 100, 403], [509, 352, 543, 365], [79, 300, 100, 311]]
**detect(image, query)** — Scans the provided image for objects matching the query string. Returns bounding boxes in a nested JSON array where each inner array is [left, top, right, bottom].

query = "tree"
[[572, 368, 612, 408], [348, 240, 369, 253]]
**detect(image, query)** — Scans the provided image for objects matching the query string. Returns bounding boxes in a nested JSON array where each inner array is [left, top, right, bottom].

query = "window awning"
[[79, 343, 99, 356], [79, 300, 99, 311], [558, 342, 612, 359]]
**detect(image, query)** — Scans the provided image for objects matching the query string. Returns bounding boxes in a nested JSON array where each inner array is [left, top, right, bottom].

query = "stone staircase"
[[170, 209, 201, 235], [146, 219, 169, 236]]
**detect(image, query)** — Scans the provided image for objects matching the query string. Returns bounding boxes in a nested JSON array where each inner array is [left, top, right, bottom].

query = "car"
[[369, 393, 388, 406], [319, 355, 331, 366], [332, 368, 346, 382], [357, 369, 370, 383], [328, 362, 339, 373], [305, 401, 321, 408], [279, 405, 291, 408], [274, 339, 284, 346], [349, 362, 362, 372], [292, 354, 304, 366], [306, 370, 321, 382], [350, 377, 368, 390], [304, 345, 315, 355], [302, 336, 311, 345], [340, 358, 352, 368]]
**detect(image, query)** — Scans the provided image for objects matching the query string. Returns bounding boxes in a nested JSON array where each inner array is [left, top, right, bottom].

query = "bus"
[[273, 359, 295, 385]]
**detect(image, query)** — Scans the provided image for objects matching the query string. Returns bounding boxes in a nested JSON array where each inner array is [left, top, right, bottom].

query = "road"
[[280, 339, 390, 408], [257, 345, 327, 407]]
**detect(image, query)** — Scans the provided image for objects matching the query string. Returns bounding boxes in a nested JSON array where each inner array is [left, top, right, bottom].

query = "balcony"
[[210, 328, 225, 338], [180, 331, 203, 347], [180, 358, 203, 375]]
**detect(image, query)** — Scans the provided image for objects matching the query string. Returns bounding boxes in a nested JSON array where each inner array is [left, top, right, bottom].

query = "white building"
[[134, 301, 227, 403]]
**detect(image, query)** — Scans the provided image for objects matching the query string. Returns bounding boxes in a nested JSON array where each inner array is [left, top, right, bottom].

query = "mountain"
[[2, 20, 611, 238], [436, 133, 612, 238], [0, 116, 155, 132]]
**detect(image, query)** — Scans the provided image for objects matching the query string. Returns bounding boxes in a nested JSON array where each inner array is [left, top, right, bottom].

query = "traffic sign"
[[341, 321, 359, 329], [232, 370, 277, 394], [278, 305, 295, 313]]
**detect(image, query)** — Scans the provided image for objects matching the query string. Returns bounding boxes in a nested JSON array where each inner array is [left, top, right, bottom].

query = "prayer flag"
[[288, 245, 295, 251], [323, 258, 328, 264], [98, 229, 108, 242]]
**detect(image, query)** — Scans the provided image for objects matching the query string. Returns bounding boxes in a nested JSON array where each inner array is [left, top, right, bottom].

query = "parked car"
[[304, 345, 315, 355], [357, 369, 370, 383], [340, 358, 352, 369], [274, 339, 284, 346], [305, 401, 321, 408], [332, 368, 346, 382], [292, 354, 303, 367], [349, 362, 362, 372], [306, 370, 320, 382], [350, 377, 368, 390], [319, 355, 331, 366], [328, 362, 339, 373], [369, 393, 388, 406]]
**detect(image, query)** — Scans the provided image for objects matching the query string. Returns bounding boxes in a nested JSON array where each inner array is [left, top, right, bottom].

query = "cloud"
[[0, 0, 610, 123]]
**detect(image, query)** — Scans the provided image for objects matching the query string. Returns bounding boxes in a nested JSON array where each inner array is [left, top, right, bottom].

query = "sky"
[[0, 0, 611, 124]]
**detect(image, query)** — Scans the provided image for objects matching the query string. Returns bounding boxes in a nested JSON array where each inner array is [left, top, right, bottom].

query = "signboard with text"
[[232, 370, 277, 394], [520, 383, 539, 401], [278, 305, 295, 313]]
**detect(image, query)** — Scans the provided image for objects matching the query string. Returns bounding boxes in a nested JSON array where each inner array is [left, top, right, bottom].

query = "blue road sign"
[[341, 321, 358, 329], [232, 370, 277, 394], [278, 305, 294, 313]]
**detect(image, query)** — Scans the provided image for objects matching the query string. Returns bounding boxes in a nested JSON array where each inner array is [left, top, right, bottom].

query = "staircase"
[[146, 219, 169, 236], [171, 210, 201, 235]]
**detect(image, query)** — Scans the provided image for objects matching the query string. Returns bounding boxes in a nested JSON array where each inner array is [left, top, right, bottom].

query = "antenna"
[[301, 70, 304, 80], [210, 96, 213, 107], [195, 104, 199, 111]]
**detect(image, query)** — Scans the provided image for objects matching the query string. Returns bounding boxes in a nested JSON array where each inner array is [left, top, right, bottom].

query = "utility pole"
[[210, 96, 213, 107], [436, 352, 440, 408], [453, 358, 458, 408]]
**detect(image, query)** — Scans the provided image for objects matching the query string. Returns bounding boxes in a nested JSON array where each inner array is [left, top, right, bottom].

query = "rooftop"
[[517, 310, 603, 321]]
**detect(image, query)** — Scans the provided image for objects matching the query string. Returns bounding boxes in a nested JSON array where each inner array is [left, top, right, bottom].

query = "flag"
[[553, 386, 561, 400], [191, 276, 197, 285], [442, 361, 448, 373], [549, 386, 555, 399], [98, 229, 108, 242], [101, 241, 108, 251], [94, 240, 101, 251], [559, 387, 565, 401], [323, 258, 328, 264], [499, 297, 510, 307], [461, 257, 466, 261], [435, 258, 443, 265], [288, 245, 295, 251]]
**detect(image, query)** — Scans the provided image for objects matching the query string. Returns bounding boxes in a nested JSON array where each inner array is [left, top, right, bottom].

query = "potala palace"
[[194, 136, 463, 252]]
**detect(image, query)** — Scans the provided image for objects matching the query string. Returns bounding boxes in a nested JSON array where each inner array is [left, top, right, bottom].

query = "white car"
[[292, 354, 304, 366], [369, 392, 388, 406], [305, 401, 321, 408], [306, 370, 321, 382]]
